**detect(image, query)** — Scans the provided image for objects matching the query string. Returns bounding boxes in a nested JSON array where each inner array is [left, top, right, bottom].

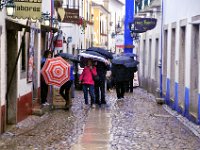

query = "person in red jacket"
[[79, 59, 97, 108]]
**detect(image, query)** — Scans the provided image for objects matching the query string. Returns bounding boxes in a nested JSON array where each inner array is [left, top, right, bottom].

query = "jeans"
[[82, 84, 95, 105]]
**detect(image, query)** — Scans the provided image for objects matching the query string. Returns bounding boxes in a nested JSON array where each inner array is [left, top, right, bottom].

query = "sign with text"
[[57, 8, 79, 24], [14, 0, 42, 19], [115, 34, 124, 48], [129, 17, 157, 33]]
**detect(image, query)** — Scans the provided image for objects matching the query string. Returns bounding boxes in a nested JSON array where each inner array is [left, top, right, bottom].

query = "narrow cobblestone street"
[[0, 88, 200, 150]]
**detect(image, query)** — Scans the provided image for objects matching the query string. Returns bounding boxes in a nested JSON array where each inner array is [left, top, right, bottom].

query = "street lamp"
[[115, 23, 121, 34], [41, 12, 50, 26], [0, 0, 15, 16]]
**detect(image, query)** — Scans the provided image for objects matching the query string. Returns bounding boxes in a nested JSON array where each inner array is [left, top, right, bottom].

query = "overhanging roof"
[[41, 25, 59, 33], [92, 2, 110, 14], [6, 19, 30, 31], [116, 0, 125, 6]]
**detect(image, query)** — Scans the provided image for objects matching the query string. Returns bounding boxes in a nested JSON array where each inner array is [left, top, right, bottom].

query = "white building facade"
[[138, 0, 200, 124]]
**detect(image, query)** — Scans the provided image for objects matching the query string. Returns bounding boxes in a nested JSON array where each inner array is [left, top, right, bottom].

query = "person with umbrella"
[[79, 59, 97, 108], [40, 50, 52, 105], [111, 64, 129, 100], [59, 59, 74, 110], [94, 61, 110, 106]]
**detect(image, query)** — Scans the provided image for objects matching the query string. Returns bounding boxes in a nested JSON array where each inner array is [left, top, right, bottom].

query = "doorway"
[[6, 30, 18, 125], [178, 26, 186, 109], [170, 28, 176, 101], [190, 25, 199, 117], [163, 30, 168, 94]]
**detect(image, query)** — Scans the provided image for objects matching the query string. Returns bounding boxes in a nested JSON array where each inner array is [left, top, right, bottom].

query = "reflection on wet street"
[[72, 108, 111, 150], [0, 88, 200, 150]]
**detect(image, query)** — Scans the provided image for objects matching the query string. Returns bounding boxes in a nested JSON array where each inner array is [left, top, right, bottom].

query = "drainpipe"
[[159, 0, 164, 97], [50, 0, 54, 51]]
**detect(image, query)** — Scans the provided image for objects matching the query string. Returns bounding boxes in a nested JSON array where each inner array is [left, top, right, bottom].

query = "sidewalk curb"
[[163, 105, 200, 138]]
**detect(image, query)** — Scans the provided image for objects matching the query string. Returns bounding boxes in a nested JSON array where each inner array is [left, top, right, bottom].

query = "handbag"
[[93, 74, 100, 81], [90, 69, 99, 81]]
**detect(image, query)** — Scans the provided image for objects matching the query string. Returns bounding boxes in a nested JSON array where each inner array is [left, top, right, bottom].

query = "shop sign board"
[[53, 33, 63, 51], [115, 34, 124, 48], [129, 17, 157, 33], [57, 8, 79, 24], [14, 0, 42, 19]]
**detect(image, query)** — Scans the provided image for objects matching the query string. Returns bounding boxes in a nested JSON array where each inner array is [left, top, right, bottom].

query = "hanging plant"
[[78, 17, 87, 34]]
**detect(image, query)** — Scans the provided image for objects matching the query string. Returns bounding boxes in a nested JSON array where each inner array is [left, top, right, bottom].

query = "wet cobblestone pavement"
[[0, 88, 200, 150]]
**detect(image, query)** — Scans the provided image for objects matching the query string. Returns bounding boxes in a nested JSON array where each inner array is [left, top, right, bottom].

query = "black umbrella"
[[123, 53, 137, 58], [112, 54, 139, 68], [123, 60, 139, 68], [58, 53, 79, 62], [86, 47, 113, 59], [79, 51, 109, 64]]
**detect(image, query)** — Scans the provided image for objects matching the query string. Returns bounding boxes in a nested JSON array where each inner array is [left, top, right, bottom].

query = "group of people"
[[79, 59, 110, 108], [41, 50, 136, 110], [79, 58, 135, 108]]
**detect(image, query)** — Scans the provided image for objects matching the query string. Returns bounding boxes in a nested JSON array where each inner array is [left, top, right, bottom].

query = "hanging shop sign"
[[115, 34, 124, 48], [14, 0, 42, 19], [53, 33, 63, 51], [129, 17, 157, 33], [57, 8, 79, 24]]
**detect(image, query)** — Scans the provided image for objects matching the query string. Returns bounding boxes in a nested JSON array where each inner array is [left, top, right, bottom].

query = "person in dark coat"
[[111, 64, 129, 99], [94, 61, 110, 106], [40, 50, 52, 105], [125, 68, 135, 93]]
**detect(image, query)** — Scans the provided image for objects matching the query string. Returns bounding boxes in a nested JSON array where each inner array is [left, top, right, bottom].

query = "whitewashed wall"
[[163, 0, 200, 88], [108, 0, 124, 51], [0, 10, 7, 106]]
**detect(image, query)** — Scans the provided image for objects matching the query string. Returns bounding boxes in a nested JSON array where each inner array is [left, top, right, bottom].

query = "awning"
[[41, 25, 59, 33], [6, 19, 30, 31]]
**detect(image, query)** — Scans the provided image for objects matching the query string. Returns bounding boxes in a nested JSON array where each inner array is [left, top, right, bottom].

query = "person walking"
[[41, 50, 52, 105], [59, 60, 74, 110], [111, 64, 128, 100], [94, 61, 110, 106], [79, 59, 97, 108]]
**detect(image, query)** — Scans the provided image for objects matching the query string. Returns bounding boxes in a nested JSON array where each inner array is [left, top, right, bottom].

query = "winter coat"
[[96, 61, 110, 81], [111, 64, 129, 82], [79, 66, 97, 85]]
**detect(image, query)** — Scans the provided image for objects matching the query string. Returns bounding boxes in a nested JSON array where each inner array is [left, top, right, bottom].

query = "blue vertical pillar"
[[124, 0, 134, 53]]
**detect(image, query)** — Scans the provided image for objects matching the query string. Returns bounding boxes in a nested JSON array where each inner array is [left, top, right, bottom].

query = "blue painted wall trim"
[[184, 87, 190, 118], [160, 73, 163, 97], [124, 0, 134, 53], [198, 94, 200, 124], [165, 78, 170, 105], [173, 82, 178, 111]]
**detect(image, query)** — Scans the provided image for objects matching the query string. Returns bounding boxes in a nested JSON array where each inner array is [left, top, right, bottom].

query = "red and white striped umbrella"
[[41, 57, 70, 87]]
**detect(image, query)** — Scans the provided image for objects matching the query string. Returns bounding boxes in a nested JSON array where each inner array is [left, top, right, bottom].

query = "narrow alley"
[[0, 88, 200, 150]]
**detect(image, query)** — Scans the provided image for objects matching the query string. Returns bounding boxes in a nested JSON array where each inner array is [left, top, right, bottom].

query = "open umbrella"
[[86, 47, 113, 59], [112, 54, 139, 68], [79, 51, 109, 64], [41, 57, 71, 87], [58, 53, 79, 62]]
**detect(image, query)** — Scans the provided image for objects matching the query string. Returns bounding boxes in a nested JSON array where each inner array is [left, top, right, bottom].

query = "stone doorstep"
[[32, 103, 51, 116]]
